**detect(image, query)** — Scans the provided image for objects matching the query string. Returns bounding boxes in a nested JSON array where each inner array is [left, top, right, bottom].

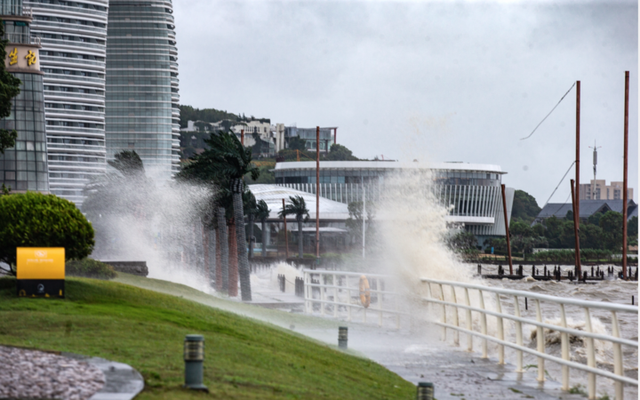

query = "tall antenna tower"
[[588, 140, 602, 199]]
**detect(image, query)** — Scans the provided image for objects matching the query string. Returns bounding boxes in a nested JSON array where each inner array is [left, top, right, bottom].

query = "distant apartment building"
[[180, 118, 275, 156], [0, 1, 50, 193], [25, 0, 109, 205], [579, 179, 634, 201], [105, 0, 180, 182], [275, 126, 337, 153]]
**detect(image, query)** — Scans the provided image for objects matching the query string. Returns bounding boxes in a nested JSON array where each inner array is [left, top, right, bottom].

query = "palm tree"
[[255, 200, 270, 258], [279, 195, 310, 259], [179, 131, 259, 301], [244, 190, 257, 259]]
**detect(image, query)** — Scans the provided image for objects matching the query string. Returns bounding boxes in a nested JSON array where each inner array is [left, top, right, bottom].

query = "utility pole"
[[623, 71, 629, 280], [575, 80, 582, 278], [571, 180, 582, 279], [241, 129, 244, 146], [315, 126, 320, 261]]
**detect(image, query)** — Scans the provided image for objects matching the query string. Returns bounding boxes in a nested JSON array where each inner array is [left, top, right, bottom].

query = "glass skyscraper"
[[25, 0, 109, 206], [105, 0, 180, 181], [0, 2, 50, 193]]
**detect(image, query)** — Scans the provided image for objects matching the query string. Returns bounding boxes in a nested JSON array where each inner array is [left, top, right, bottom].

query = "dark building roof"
[[534, 199, 637, 223]]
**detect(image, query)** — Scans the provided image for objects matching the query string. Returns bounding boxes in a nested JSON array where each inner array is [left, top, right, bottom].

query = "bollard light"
[[338, 326, 348, 349], [416, 382, 434, 400], [184, 334, 208, 392]]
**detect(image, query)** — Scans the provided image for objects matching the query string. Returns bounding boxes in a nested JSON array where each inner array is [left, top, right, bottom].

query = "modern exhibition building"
[[274, 161, 515, 240], [105, 0, 180, 181], [0, 2, 50, 193], [25, 0, 108, 205]]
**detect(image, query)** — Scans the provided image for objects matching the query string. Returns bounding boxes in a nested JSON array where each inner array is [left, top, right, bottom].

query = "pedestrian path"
[[115, 273, 588, 400], [64, 353, 144, 400]]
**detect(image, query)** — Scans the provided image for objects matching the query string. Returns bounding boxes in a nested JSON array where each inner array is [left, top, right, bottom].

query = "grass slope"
[[0, 277, 414, 399]]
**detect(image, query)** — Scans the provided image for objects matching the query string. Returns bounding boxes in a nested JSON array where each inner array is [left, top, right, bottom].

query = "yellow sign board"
[[17, 247, 65, 280]]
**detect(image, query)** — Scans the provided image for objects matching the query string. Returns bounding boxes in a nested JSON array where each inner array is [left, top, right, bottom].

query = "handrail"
[[421, 278, 638, 313], [421, 277, 638, 400], [303, 269, 405, 328]]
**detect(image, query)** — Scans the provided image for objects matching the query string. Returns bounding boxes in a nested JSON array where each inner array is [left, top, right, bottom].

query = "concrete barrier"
[[101, 261, 148, 277]]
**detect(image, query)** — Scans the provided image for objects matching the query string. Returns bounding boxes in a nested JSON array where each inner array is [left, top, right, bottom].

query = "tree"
[[599, 211, 623, 251], [279, 195, 310, 259], [325, 143, 359, 161], [254, 200, 270, 257], [511, 190, 541, 224], [346, 201, 365, 246], [108, 150, 145, 177], [628, 216, 638, 246], [447, 231, 479, 257], [83, 150, 151, 220], [178, 131, 259, 301], [287, 136, 307, 151], [0, 20, 21, 155], [0, 192, 95, 274], [243, 189, 257, 259]]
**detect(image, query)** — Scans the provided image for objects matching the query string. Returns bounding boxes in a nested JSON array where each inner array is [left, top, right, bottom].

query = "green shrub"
[[0, 192, 95, 273], [66, 258, 116, 280]]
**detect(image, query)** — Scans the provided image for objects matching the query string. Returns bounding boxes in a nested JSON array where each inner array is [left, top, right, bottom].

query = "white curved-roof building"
[[249, 184, 349, 222], [274, 160, 514, 240]]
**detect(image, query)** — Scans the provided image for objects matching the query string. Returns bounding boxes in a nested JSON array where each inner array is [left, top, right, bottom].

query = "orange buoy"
[[359, 275, 371, 308]]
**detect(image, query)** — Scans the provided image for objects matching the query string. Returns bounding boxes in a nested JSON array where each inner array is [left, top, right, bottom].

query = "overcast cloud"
[[174, 0, 638, 206]]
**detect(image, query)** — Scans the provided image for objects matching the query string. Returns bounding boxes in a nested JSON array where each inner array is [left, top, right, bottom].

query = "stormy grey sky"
[[174, 0, 638, 207]]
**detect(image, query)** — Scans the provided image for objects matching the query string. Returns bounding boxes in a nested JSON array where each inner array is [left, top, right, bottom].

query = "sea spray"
[[85, 178, 215, 293]]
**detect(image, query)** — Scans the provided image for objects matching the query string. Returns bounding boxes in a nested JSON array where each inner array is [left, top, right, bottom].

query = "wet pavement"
[[116, 273, 591, 400]]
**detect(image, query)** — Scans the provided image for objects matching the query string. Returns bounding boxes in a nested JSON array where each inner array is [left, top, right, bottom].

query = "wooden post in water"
[[282, 198, 289, 259], [622, 71, 629, 280], [570, 179, 581, 279], [575, 81, 582, 278], [501, 184, 513, 275]]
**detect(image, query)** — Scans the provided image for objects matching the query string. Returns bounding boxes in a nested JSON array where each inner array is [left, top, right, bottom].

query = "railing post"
[[439, 283, 447, 341], [333, 273, 337, 318], [348, 276, 352, 322], [494, 292, 504, 364], [378, 286, 383, 328], [465, 288, 473, 352], [304, 271, 310, 314], [321, 275, 326, 316], [584, 307, 596, 399], [478, 289, 488, 358], [611, 311, 624, 400], [451, 286, 460, 346], [559, 303, 570, 390], [535, 299, 545, 382], [513, 295, 523, 372]]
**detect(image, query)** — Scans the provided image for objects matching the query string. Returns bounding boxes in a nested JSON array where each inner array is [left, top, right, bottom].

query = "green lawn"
[[0, 276, 414, 399]]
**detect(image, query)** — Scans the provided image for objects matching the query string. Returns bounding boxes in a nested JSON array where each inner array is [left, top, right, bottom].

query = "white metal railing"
[[421, 278, 638, 400], [303, 269, 406, 328]]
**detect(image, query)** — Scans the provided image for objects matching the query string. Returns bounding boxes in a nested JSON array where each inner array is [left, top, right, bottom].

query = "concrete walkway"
[[115, 274, 586, 400], [64, 353, 144, 400]]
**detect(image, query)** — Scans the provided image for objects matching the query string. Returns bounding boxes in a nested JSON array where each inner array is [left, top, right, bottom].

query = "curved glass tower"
[[106, 0, 180, 182], [0, 2, 49, 193], [25, 0, 109, 206]]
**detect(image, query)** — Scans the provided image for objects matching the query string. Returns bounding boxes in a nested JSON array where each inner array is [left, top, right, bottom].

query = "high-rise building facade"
[[0, 2, 50, 193], [25, 0, 109, 206], [105, 0, 180, 181]]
